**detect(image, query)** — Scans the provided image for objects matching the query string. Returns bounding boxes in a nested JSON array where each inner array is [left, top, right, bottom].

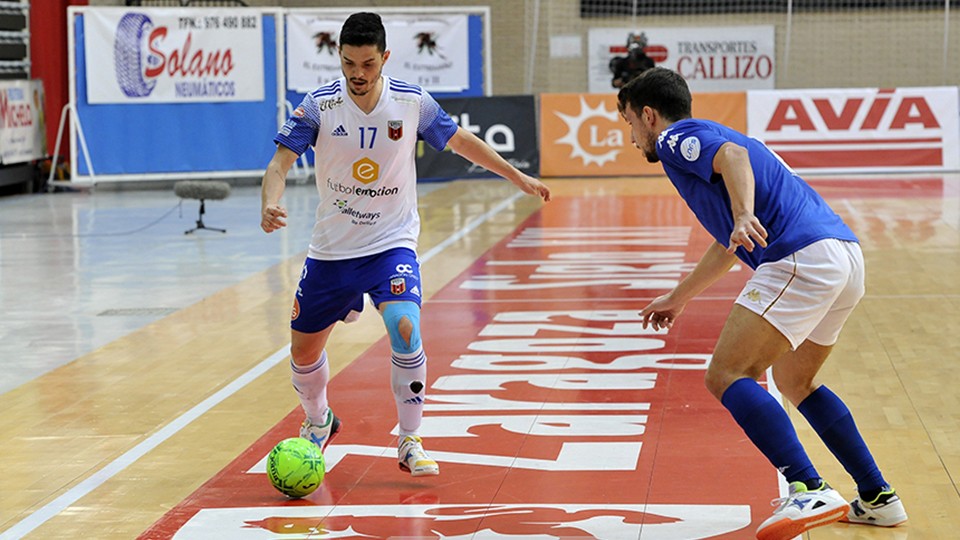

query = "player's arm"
[[260, 145, 299, 233], [641, 241, 738, 330], [714, 141, 767, 253], [446, 126, 551, 202]]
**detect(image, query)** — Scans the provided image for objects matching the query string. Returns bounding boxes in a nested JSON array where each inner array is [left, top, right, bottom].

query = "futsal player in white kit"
[[260, 12, 550, 477]]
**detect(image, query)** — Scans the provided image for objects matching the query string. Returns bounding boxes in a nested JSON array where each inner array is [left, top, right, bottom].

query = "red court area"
[[141, 193, 782, 539]]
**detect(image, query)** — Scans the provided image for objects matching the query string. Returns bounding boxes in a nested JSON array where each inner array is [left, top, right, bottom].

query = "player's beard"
[[642, 132, 659, 163], [349, 67, 382, 97]]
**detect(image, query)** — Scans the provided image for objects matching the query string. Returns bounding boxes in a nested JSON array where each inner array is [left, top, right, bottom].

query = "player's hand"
[[640, 292, 685, 331], [515, 173, 552, 202], [728, 213, 767, 254], [261, 204, 288, 233]]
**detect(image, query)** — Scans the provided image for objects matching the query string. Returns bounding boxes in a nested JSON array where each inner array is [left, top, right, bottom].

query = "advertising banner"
[[83, 8, 265, 104], [748, 87, 960, 173], [540, 92, 746, 177], [0, 80, 47, 164], [587, 26, 775, 93], [417, 96, 539, 180], [286, 12, 470, 94]]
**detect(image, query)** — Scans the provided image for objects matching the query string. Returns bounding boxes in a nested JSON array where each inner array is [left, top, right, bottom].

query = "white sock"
[[391, 346, 426, 437], [291, 350, 329, 425]]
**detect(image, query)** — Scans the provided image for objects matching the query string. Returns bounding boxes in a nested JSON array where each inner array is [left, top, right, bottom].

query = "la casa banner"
[[285, 12, 470, 94], [587, 26, 775, 93], [83, 8, 265, 104]]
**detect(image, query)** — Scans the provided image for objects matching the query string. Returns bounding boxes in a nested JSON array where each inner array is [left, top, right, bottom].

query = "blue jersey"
[[656, 118, 857, 269]]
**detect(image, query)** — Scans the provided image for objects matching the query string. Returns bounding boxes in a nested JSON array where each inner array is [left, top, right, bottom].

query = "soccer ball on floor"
[[266, 437, 325, 498]]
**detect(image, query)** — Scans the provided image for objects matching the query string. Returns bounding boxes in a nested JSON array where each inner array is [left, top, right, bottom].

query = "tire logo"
[[114, 13, 158, 98]]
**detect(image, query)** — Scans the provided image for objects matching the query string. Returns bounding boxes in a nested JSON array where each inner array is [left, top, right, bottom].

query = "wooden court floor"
[[0, 175, 958, 539]]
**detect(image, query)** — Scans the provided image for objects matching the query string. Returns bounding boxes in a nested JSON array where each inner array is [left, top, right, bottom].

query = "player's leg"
[[774, 341, 906, 527], [707, 305, 823, 488], [290, 326, 341, 450], [379, 300, 438, 476], [710, 307, 849, 540], [289, 257, 365, 451], [380, 301, 427, 435], [368, 248, 438, 476], [777, 240, 906, 527], [712, 243, 858, 539]]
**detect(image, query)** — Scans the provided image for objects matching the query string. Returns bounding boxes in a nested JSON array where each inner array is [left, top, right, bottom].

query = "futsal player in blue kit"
[[260, 12, 550, 477], [617, 67, 907, 539]]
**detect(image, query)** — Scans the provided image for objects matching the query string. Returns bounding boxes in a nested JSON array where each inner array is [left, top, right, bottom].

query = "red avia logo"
[[766, 89, 940, 132]]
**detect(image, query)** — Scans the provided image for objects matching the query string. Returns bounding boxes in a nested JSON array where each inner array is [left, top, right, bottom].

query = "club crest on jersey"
[[388, 120, 403, 141], [390, 277, 406, 295]]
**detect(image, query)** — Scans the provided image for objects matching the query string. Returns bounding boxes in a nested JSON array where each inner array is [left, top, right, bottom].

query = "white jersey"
[[275, 76, 458, 260]]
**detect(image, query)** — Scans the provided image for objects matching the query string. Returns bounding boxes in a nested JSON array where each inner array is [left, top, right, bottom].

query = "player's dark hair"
[[340, 12, 387, 52], [617, 67, 692, 123]]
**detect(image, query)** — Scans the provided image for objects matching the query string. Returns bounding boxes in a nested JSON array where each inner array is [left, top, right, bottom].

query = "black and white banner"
[[417, 96, 539, 181], [84, 8, 265, 104], [286, 12, 469, 94]]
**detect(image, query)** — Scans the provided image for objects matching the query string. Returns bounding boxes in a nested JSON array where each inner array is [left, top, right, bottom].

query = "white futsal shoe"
[[299, 408, 341, 451], [843, 488, 908, 527], [398, 435, 440, 477], [756, 481, 848, 540]]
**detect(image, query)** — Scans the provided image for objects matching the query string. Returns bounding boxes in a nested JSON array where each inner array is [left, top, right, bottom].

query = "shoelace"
[[769, 487, 806, 510]]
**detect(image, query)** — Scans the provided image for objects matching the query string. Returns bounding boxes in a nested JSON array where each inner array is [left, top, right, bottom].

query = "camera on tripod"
[[609, 32, 655, 89]]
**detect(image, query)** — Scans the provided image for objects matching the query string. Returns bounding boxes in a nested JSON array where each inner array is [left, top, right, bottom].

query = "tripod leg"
[[184, 199, 226, 233]]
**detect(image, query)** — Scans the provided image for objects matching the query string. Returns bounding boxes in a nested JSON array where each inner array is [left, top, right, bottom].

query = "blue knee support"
[[382, 302, 422, 354]]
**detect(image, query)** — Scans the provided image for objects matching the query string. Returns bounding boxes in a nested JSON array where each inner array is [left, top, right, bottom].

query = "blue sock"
[[721, 378, 820, 486], [798, 385, 887, 496]]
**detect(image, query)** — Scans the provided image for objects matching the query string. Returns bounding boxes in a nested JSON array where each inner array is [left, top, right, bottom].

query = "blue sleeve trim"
[[417, 90, 458, 152]]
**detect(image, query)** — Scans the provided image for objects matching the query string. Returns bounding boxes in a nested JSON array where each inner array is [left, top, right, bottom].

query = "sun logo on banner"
[[554, 96, 623, 167]]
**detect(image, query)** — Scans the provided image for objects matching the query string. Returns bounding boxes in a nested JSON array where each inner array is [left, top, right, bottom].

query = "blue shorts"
[[291, 247, 422, 333]]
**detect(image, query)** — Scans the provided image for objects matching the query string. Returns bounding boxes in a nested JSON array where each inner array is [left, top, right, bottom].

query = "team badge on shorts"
[[291, 297, 300, 320], [388, 120, 403, 141], [390, 277, 406, 295]]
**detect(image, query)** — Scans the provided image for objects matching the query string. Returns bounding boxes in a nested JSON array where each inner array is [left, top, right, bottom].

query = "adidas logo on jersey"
[[331, 125, 348, 137]]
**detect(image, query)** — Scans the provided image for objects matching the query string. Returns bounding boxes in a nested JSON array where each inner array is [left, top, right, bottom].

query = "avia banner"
[[285, 12, 469, 94], [540, 92, 745, 177], [0, 80, 47, 165], [748, 87, 960, 173], [83, 8, 265, 104], [418, 96, 539, 180], [587, 26, 775, 94]]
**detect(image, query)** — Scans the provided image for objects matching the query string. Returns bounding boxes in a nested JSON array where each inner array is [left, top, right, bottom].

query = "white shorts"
[[735, 238, 865, 350]]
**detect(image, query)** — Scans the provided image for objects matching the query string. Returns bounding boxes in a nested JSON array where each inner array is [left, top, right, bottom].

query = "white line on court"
[[0, 190, 525, 540]]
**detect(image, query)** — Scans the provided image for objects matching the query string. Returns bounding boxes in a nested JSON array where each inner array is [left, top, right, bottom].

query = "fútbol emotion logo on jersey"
[[352, 158, 379, 184]]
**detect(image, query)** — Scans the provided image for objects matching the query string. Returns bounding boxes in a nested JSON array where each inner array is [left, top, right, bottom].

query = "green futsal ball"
[[266, 437, 325, 498]]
